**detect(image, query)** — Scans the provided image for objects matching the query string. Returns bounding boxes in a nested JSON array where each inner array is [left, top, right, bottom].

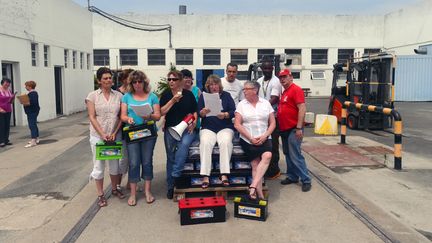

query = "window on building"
[[338, 49, 354, 65], [72, 51, 77, 69], [80, 52, 84, 69], [364, 48, 381, 55], [64, 49, 69, 68], [120, 49, 138, 66], [311, 70, 326, 80], [93, 49, 110, 66], [230, 49, 248, 65], [31, 43, 38, 67], [148, 49, 165, 66], [176, 49, 193, 65], [257, 49, 274, 62], [43, 45, 49, 67], [203, 49, 220, 65], [236, 71, 248, 81], [292, 71, 301, 79], [284, 49, 302, 65], [311, 49, 328, 65], [87, 53, 91, 70]]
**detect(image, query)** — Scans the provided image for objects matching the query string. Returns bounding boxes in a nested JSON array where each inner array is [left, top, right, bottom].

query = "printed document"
[[131, 103, 153, 117], [203, 92, 222, 117]]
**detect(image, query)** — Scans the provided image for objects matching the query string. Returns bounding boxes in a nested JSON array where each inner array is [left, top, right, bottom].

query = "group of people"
[[0, 78, 40, 148], [87, 61, 312, 207]]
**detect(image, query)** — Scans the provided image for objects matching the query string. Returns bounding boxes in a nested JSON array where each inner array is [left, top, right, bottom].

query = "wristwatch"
[[296, 127, 302, 130]]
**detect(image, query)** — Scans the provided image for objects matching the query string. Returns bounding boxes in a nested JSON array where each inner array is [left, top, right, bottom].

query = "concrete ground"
[[0, 100, 431, 242]]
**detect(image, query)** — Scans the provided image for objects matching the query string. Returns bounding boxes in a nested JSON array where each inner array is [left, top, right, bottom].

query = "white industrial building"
[[92, 1, 432, 97], [1, 0, 431, 129], [0, 0, 93, 126]]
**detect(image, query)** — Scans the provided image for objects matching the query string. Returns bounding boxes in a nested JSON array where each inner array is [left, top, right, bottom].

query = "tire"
[[347, 115, 358, 130]]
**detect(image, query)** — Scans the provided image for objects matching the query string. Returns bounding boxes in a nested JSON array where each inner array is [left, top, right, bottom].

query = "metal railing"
[[340, 101, 402, 170]]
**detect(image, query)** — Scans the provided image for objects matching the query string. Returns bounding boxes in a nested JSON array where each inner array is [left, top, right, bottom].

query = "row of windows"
[[94, 48, 381, 67], [64, 49, 91, 70], [31, 42, 91, 70]]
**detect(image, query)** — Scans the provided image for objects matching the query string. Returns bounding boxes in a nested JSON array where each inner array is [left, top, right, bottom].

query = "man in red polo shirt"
[[277, 69, 311, 192]]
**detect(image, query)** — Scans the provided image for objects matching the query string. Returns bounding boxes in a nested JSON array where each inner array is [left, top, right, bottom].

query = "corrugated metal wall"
[[395, 55, 432, 101]]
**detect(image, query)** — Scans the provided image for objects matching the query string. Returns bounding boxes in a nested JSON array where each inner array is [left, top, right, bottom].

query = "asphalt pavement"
[[0, 102, 431, 242]]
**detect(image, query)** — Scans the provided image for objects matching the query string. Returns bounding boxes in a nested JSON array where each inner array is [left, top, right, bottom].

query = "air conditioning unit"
[[311, 71, 325, 80]]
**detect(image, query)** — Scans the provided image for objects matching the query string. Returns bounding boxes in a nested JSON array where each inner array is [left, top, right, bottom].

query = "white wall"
[[384, 0, 432, 55], [93, 14, 385, 96], [0, 0, 93, 125], [92, 1, 432, 97]]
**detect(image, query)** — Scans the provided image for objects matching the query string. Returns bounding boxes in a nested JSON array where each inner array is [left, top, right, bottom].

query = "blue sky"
[[73, 0, 422, 15]]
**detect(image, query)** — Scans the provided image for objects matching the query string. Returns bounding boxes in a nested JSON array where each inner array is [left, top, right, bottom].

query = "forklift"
[[247, 54, 290, 81], [328, 52, 395, 130]]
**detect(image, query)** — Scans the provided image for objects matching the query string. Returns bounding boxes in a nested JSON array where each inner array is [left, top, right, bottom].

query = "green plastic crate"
[[95, 141, 123, 160]]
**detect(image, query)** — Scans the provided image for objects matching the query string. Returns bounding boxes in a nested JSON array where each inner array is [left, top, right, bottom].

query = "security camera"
[[414, 49, 427, 55]]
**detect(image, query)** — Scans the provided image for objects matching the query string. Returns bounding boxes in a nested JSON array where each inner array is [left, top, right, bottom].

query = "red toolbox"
[[178, 197, 226, 225]]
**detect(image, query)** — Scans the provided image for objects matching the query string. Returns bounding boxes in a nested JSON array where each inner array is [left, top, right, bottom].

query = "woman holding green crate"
[[86, 67, 125, 207]]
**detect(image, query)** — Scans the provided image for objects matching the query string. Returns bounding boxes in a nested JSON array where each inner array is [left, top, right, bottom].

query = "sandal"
[[248, 186, 258, 200], [111, 189, 125, 199], [201, 177, 210, 189], [128, 195, 137, 206], [221, 175, 230, 187], [145, 193, 155, 204], [97, 195, 107, 207]]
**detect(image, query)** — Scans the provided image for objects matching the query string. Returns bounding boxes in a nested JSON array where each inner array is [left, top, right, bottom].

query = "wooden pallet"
[[173, 186, 268, 202]]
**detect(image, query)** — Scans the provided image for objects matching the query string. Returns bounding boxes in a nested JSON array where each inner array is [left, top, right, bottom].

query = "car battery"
[[122, 121, 157, 144], [233, 196, 268, 221], [95, 141, 123, 160], [178, 197, 226, 225]]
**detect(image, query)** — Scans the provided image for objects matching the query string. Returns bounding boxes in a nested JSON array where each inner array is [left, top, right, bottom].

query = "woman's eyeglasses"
[[167, 78, 179, 82], [131, 80, 143, 84]]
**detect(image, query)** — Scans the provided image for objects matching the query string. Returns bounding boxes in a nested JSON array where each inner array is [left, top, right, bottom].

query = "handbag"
[[122, 120, 157, 144]]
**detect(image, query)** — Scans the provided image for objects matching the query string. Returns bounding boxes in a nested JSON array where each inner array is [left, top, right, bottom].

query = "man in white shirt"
[[257, 59, 282, 179], [221, 63, 244, 106]]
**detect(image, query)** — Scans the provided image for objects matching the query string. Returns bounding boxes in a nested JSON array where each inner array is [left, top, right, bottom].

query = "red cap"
[[278, 69, 292, 77]]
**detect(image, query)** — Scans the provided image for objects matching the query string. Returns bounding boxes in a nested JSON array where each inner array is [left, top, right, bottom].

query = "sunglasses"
[[167, 78, 179, 82], [131, 80, 143, 84]]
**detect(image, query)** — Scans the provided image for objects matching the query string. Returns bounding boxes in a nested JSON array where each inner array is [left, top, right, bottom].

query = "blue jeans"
[[127, 137, 157, 183], [164, 130, 196, 189], [27, 112, 39, 139], [281, 129, 311, 184]]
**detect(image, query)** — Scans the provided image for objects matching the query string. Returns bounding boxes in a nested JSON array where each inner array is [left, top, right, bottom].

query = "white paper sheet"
[[203, 92, 222, 117], [130, 103, 153, 117]]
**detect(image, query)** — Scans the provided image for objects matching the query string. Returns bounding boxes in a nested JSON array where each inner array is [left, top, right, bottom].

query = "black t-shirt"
[[24, 91, 40, 114], [160, 89, 197, 128]]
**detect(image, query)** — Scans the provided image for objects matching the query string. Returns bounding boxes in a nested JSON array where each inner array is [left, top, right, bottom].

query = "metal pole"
[[340, 104, 347, 144], [392, 110, 402, 170]]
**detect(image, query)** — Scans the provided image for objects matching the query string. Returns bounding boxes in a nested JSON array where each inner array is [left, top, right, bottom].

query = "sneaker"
[[280, 178, 299, 185], [24, 143, 37, 148], [166, 189, 174, 199], [302, 183, 312, 192], [28, 139, 40, 144], [0, 143, 5, 148]]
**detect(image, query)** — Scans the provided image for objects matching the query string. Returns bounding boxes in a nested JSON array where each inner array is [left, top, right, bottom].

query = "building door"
[[1, 63, 16, 126], [54, 66, 63, 115], [195, 69, 225, 91]]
